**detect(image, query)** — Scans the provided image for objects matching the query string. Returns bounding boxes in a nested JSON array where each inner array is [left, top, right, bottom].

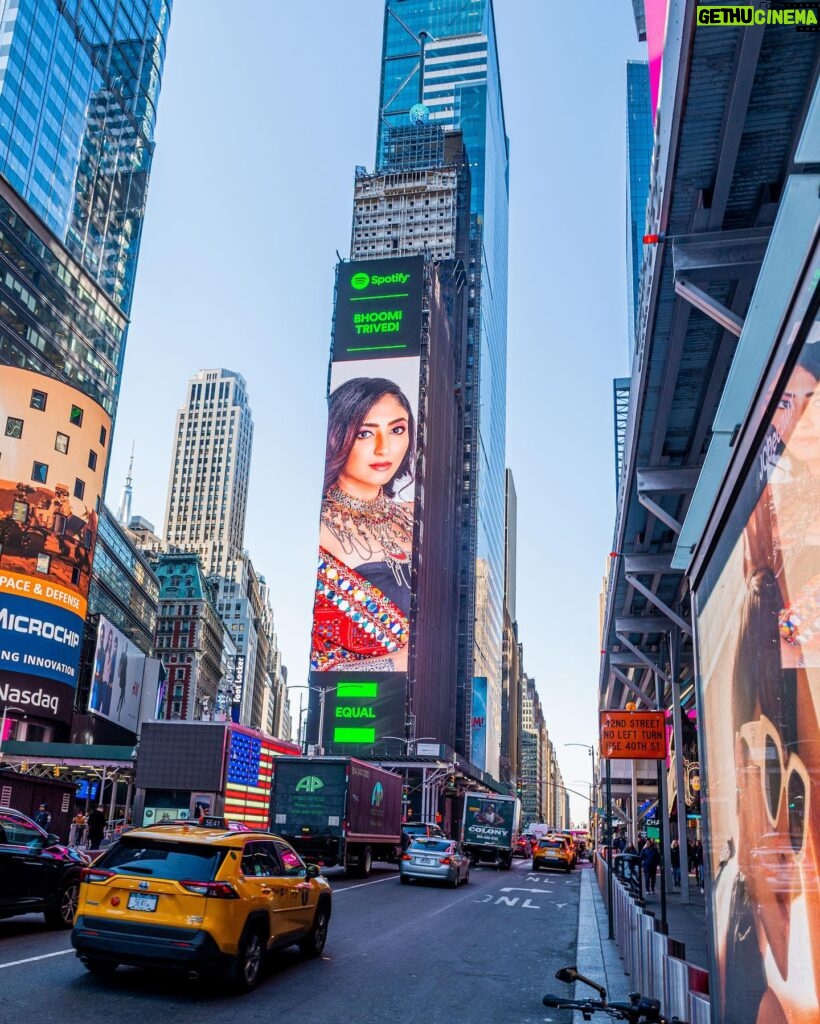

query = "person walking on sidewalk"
[[87, 806, 106, 851], [693, 839, 704, 887], [670, 838, 681, 887], [641, 837, 660, 893]]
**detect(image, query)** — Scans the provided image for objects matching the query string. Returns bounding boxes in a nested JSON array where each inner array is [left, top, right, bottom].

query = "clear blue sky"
[[106, 1, 645, 823]]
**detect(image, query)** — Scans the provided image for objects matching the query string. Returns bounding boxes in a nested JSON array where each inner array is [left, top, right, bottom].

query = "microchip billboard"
[[0, 367, 110, 724]]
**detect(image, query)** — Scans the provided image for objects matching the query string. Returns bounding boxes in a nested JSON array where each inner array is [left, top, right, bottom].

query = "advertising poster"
[[471, 676, 488, 771], [88, 616, 146, 734], [308, 257, 423, 753], [0, 366, 110, 724], [696, 326, 820, 1024], [229, 654, 246, 724]]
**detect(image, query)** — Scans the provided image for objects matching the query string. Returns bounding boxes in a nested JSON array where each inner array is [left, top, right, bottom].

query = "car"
[[556, 830, 578, 868], [71, 818, 333, 992], [0, 806, 90, 928], [532, 835, 573, 873], [401, 821, 445, 849], [400, 837, 471, 887], [513, 835, 531, 858]]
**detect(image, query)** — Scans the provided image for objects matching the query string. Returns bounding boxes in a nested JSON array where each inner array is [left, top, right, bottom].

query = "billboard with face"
[[308, 257, 424, 752], [0, 367, 110, 723], [696, 326, 820, 1024], [89, 616, 147, 734]]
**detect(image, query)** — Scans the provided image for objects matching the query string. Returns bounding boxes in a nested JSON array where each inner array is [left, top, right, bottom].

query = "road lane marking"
[[332, 874, 398, 892], [0, 949, 73, 970]]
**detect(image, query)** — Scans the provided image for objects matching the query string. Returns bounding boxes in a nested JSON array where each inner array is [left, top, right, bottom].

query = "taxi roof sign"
[[599, 710, 666, 760]]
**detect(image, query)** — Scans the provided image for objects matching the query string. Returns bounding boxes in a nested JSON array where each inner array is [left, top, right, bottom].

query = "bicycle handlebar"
[[542, 992, 687, 1023]]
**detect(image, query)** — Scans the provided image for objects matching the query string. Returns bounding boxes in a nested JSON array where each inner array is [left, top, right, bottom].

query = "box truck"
[[462, 792, 520, 869], [270, 756, 402, 877]]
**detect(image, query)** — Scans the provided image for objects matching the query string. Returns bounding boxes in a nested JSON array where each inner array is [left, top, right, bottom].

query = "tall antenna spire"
[[117, 440, 135, 526]]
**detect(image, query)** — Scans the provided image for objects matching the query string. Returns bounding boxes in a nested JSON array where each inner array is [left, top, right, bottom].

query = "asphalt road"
[[0, 859, 587, 1024]]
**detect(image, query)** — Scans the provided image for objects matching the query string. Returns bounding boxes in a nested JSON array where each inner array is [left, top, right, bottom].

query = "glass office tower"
[[376, 0, 509, 772], [0, 0, 171, 318], [625, 60, 652, 356]]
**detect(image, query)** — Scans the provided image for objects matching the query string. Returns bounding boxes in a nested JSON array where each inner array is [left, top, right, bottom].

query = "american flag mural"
[[224, 728, 275, 827]]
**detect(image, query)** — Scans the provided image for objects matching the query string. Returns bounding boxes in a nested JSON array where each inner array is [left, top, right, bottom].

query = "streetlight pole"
[[287, 684, 338, 755], [565, 742, 597, 841]]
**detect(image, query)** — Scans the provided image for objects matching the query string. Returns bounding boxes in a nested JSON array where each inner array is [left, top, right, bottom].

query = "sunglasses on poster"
[[738, 714, 810, 855]]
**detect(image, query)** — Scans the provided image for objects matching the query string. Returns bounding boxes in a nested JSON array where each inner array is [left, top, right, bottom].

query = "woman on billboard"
[[311, 376, 415, 673]]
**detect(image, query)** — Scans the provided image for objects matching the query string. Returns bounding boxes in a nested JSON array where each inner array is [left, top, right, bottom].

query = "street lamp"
[[565, 742, 597, 833], [287, 684, 339, 755]]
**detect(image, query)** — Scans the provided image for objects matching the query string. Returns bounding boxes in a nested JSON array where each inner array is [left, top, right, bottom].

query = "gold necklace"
[[321, 485, 414, 586]]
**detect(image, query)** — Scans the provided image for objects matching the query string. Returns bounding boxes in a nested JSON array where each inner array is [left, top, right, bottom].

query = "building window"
[[74, 478, 85, 500], [88, 450, 97, 470], [55, 432, 69, 454], [99, 425, 107, 446], [32, 461, 48, 484], [70, 405, 83, 428], [30, 390, 47, 411], [5, 416, 23, 439]]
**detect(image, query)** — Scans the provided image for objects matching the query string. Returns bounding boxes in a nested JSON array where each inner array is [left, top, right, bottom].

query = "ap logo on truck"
[[295, 775, 324, 793], [371, 782, 384, 807]]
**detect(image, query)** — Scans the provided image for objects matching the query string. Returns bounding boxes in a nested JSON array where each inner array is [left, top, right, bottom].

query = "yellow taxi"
[[557, 830, 578, 868], [532, 834, 573, 873], [71, 819, 332, 992]]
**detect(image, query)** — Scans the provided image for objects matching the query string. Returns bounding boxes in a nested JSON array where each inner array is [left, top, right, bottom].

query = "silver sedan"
[[399, 838, 471, 887]]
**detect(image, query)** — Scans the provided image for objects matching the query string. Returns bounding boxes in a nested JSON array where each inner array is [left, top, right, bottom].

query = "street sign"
[[599, 710, 666, 759]]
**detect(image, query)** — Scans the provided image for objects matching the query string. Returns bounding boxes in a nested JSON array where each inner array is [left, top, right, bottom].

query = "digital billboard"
[[308, 257, 424, 753], [695, 325, 820, 1024], [88, 616, 148, 734], [0, 366, 110, 724], [471, 676, 488, 771]]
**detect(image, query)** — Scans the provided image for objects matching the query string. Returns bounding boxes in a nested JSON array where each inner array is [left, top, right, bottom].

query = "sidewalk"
[[574, 864, 709, 1008]]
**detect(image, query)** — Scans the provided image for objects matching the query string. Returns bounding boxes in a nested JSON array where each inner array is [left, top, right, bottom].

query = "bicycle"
[[542, 965, 688, 1023]]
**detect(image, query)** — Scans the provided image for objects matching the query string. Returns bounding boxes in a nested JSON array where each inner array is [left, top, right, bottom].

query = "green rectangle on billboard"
[[336, 682, 379, 698], [333, 256, 424, 361], [333, 727, 376, 744]]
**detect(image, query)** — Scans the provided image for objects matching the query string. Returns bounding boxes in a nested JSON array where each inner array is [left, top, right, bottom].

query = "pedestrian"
[[671, 838, 681, 887], [69, 810, 86, 847], [87, 805, 106, 850], [693, 838, 704, 887], [641, 837, 660, 893], [34, 803, 51, 830]]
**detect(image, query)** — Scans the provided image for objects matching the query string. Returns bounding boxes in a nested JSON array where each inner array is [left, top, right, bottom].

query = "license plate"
[[127, 892, 158, 912], [417, 857, 436, 865]]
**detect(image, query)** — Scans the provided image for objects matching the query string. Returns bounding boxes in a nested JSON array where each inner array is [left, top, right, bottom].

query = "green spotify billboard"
[[333, 255, 424, 362], [307, 255, 425, 754]]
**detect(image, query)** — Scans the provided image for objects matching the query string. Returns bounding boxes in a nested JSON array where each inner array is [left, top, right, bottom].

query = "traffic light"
[[402, 785, 410, 802]]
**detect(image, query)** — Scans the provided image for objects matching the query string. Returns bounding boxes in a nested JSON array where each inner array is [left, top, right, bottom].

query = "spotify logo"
[[350, 272, 370, 290]]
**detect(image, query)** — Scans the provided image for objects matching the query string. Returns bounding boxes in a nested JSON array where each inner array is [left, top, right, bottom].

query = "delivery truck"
[[461, 792, 520, 869], [270, 756, 403, 877]]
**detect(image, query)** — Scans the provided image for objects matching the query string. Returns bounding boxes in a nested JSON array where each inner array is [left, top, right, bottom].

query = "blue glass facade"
[[0, 0, 171, 316], [626, 61, 652, 355], [377, 1, 509, 771]]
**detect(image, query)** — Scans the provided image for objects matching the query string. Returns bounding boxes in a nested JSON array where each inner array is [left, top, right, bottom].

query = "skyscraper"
[[625, 60, 652, 356], [163, 369, 254, 577], [376, 0, 509, 772], [0, 1, 172, 741], [0, 0, 171, 318]]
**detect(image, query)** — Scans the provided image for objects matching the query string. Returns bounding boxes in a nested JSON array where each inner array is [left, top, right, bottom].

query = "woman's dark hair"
[[731, 565, 790, 738], [323, 377, 416, 497]]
